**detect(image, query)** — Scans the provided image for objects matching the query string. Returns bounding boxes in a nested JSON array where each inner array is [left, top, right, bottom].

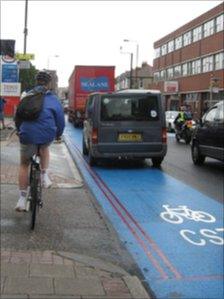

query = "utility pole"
[[130, 52, 133, 89], [23, 0, 28, 54]]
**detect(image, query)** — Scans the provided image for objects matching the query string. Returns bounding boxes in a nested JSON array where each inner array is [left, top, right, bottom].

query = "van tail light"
[[162, 127, 167, 144], [92, 128, 98, 144]]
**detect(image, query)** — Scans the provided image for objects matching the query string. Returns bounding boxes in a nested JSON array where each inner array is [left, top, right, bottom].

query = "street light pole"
[[120, 46, 133, 89], [123, 39, 139, 88], [23, 0, 28, 54], [130, 52, 133, 89]]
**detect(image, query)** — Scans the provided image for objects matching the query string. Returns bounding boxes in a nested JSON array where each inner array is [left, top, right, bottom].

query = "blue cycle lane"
[[64, 122, 223, 299]]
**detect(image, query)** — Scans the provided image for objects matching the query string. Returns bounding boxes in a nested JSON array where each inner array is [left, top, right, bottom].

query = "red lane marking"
[[68, 140, 168, 280], [93, 170, 182, 280], [69, 140, 181, 280]]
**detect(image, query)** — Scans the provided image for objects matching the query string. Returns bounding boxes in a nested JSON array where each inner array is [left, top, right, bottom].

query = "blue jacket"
[[19, 87, 65, 145]]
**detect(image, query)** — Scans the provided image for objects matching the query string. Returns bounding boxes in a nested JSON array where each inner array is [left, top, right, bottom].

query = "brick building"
[[116, 62, 153, 90], [152, 2, 224, 119]]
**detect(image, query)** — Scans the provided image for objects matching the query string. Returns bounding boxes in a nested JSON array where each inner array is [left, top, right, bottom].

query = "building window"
[[139, 78, 143, 88], [167, 67, 174, 79], [193, 26, 202, 42], [161, 44, 167, 56], [182, 63, 188, 76], [155, 47, 161, 58], [160, 70, 166, 80], [183, 31, 192, 46], [154, 72, 160, 81], [191, 59, 201, 74], [168, 40, 174, 53], [174, 65, 181, 77], [175, 36, 182, 50], [202, 56, 213, 72], [215, 52, 224, 70], [216, 14, 224, 32], [203, 19, 214, 37]]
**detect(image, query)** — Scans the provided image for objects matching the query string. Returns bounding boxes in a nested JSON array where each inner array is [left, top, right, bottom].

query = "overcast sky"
[[1, 0, 222, 87]]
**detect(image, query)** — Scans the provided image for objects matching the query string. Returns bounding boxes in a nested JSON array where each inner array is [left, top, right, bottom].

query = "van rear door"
[[97, 93, 165, 155]]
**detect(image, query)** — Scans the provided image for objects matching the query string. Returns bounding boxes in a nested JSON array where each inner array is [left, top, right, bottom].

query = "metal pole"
[[135, 44, 139, 88], [23, 0, 28, 54], [130, 53, 133, 89]]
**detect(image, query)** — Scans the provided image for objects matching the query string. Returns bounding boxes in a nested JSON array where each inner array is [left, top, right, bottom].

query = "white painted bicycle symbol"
[[160, 205, 216, 224]]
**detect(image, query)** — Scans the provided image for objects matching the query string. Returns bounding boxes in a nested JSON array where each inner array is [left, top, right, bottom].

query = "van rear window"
[[100, 95, 159, 121]]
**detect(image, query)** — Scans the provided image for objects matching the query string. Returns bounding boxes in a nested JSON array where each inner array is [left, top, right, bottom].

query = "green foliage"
[[19, 63, 38, 92]]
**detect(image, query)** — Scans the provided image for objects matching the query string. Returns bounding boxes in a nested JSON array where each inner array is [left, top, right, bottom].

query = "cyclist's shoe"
[[15, 197, 27, 212], [41, 173, 52, 188]]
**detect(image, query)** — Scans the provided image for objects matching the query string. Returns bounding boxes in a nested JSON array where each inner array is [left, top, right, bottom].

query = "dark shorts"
[[0, 112, 4, 120], [20, 143, 51, 161]]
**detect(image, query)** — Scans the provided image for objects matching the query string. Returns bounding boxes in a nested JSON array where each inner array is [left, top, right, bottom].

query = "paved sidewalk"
[[1, 249, 150, 299], [0, 118, 151, 299]]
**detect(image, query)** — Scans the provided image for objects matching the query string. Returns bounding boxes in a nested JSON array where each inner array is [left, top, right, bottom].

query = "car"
[[165, 110, 179, 132], [191, 100, 224, 165], [83, 89, 167, 167]]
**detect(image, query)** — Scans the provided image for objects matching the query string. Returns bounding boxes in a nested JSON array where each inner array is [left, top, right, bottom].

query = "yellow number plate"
[[118, 133, 142, 142]]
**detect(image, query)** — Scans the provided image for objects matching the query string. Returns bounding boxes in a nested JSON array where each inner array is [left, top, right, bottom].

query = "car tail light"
[[162, 127, 167, 143], [92, 128, 98, 144], [186, 120, 192, 128]]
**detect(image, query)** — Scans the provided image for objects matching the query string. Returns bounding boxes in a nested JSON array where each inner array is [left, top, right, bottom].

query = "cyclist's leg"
[[39, 144, 52, 188], [16, 144, 37, 211]]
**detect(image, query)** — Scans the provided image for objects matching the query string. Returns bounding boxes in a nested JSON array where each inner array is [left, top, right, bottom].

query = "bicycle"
[[27, 145, 43, 230], [160, 204, 216, 224]]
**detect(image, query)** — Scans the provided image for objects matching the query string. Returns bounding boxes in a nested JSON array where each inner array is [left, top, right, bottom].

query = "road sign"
[[18, 60, 31, 69], [15, 53, 35, 60], [0, 82, 21, 96], [2, 64, 18, 82]]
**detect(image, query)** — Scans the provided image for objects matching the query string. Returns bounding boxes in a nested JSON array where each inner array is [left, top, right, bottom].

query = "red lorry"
[[68, 65, 115, 126]]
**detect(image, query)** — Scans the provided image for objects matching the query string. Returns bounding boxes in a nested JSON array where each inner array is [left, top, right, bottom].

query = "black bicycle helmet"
[[35, 70, 52, 84]]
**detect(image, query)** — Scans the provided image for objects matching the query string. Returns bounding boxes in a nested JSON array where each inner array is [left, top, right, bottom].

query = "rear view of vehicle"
[[191, 100, 224, 165], [83, 90, 167, 167], [68, 65, 115, 127]]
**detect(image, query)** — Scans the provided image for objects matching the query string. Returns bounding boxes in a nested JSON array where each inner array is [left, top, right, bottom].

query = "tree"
[[19, 63, 38, 91]]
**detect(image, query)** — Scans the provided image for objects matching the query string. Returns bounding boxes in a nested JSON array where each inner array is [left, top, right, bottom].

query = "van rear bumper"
[[92, 143, 167, 159]]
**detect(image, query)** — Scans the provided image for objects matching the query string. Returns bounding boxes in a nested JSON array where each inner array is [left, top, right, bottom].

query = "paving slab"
[[30, 264, 75, 278], [1, 263, 29, 277], [4, 277, 54, 295], [54, 277, 105, 296]]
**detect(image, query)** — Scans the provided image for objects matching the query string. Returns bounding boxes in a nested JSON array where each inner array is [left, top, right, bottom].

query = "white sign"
[[18, 60, 31, 69], [0, 82, 21, 96], [164, 81, 179, 93]]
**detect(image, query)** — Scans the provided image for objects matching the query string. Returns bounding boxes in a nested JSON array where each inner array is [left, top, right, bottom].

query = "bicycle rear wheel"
[[29, 165, 41, 230]]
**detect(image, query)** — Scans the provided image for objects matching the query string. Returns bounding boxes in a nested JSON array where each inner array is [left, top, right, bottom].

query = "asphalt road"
[[161, 133, 224, 203]]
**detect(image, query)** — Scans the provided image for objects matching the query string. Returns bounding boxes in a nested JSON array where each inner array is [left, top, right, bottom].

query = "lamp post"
[[23, 0, 28, 54], [120, 46, 133, 89], [47, 55, 59, 70], [123, 39, 139, 88]]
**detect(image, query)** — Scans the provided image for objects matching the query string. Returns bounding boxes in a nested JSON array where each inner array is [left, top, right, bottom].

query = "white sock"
[[20, 189, 28, 199]]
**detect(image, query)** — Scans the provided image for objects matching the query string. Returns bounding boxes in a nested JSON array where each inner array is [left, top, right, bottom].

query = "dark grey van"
[[82, 90, 167, 166]]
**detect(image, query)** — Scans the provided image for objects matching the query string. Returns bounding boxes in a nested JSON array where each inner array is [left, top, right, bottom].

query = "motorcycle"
[[175, 120, 193, 144]]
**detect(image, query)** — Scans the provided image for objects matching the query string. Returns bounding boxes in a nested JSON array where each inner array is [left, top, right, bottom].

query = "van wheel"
[[82, 137, 88, 155], [191, 143, 205, 165], [89, 152, 97, 166], [74, 120, 79, 128], [152, 157, 163, 167]]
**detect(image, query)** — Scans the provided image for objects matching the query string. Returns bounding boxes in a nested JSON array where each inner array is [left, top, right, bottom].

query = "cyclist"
[[174, 105, 192, 132], [15, 70, 65, 211]]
